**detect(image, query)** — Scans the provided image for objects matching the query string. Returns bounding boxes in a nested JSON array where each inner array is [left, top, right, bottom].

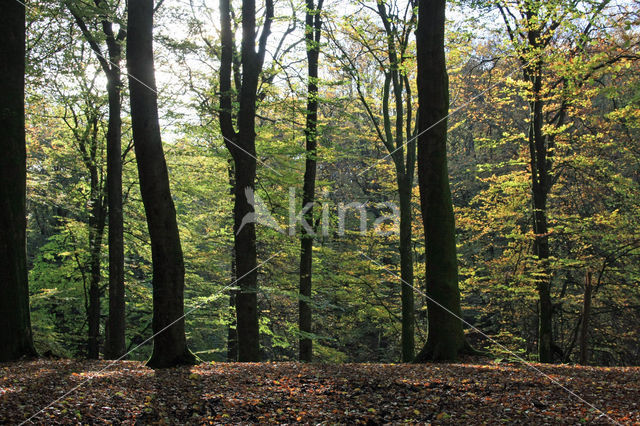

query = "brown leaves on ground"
[[1, 359, 638, 424]]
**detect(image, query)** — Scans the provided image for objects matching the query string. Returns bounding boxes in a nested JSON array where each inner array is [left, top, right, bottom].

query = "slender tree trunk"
[[535, 214, 553, 362], [63, 95, 106, 361], [579, 270, 592, 365], [104, 36, 126, 360], [219, 0, 272, 362], [414, 0, 468, 362], [299, 0, 323, 363], [85, 118, 106, 360], [375, 1, 416, 362], [226, 162, 238, 362], [219, 0, 258, 362], [398, 175, 415, 362], [87, 264, 101, 358], [227, 291, 238, 361], [498, 2, 571, 365], [87, 193, 106, 359], [526, 64, 554, 363], [0, 0, 37, 362], [127, 0, 194, 368]]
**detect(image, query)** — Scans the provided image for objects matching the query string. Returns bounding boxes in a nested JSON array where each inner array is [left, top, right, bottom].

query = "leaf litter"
[[1, 359, 638, 424]]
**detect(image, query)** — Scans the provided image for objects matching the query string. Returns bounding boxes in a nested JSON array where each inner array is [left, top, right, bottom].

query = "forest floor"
[[0, 359, 638, 424]]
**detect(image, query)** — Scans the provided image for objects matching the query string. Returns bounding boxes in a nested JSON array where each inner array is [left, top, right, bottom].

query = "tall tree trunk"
[[526, 60, 554, 363], [398, 175, 415, 361], [226, 162, 238, 362], [534, 195, 553, 363], [87, 252, 101, 359], [299, 0, 323, 363], [496, 0, 586, 365], [0, 0, 37, 362], [496, 2, 564, 364], [219, 0, 272, 362], [233, 155, 259, 361], [227, 291, 238, 361], [84, 115, 106, 360], [104, 27, 126, 360], [87, 187, 106, 359], [127, 0, 194, 368], [234, 0, 262, 362], [376, 1, 416, 362], [414, 0, 468, 362], [579, 270, 592, 365]]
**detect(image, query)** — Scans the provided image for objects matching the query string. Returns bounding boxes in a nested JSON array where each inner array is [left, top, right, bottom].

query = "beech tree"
[[127, 0, 195, 368], [495, 0, 616, 363], [0, 0, 37, 362], [298, 0, 324, 363], [219, 0, 273, 362], [414, 0, 471, 361]]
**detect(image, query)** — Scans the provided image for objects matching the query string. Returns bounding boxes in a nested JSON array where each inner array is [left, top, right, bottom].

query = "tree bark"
[[232, 154, 259, 362], [227, 291, 238, 361], [525, 46, 554, 364], [579, 270, 592, 365], [104, 21, 126, 360], [80, 115, 106, 360], [298, 0, 324, 363], [127, 0, 195, 368], [414, 0, 468, 362], [226, 162, 238, 362], [0, 0, 37, 362], [87, 259, 101, 358], [219, 0, 273, 362], [87, 173, 106, 359], [398, 176, 415, 361], [375, 1, 417, 362]]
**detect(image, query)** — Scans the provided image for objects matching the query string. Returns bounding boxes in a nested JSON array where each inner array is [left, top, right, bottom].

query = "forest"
[[1, 0, 639, 423]]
